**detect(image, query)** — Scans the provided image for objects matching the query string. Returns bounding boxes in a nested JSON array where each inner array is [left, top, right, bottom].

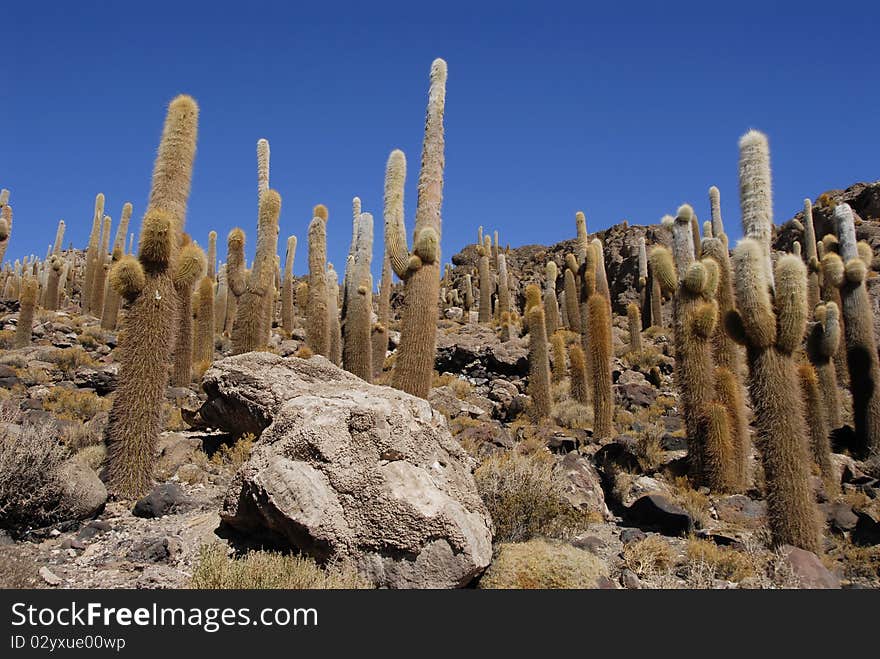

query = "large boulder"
[[209, 353, 494, 589]]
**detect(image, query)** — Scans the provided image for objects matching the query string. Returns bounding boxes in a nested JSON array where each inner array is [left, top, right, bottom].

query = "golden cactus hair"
[[52, 220, 66, 256], [214, 263, 228, 332], [257, 138, 270, 200], [496, 250, 511, 317], [709, 185, 725, 238], [797, 362, 836, 494], [106, 94, 199, 499], [728, 238, 820, 551], [207, 230, 217, 280], [526, 303, 551, 419], [550, 331, 566, 384], [544, 260, 559, 336], [587, 292, 614, 438], [306, 210, 331, 357], [575, 211, 589, 263], [90, 215, 112, 318], [13, 276, 39, 349], [82, 193, 104, 313], [194, 275, 215, 367], [738, 130, 775, 288], [569, 342, 590, 405], [477, 234, 493, 323], [43, 255, 63, 311], [381, 59, 447, 398], [563, 263, 581, 334], [232, 189, 282, 354], [626, 302, 642, 352], [327, 263, 342, 366]]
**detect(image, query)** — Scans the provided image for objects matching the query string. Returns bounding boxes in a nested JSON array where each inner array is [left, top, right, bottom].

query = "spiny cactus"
[[257, 138, 270, 200], [798, 362, 835, 494], [90, 215, 112, 318], [13, 276, 38, 348], [306, 205, 331, 357], [372, 253, 392, 378], [207, 230, 217, 281], [327, 262, 342, 366], [592, 239, 611, 306], [690, 212, 702, 259], [709, 186, 725, 238], [280, 235, 297, 335], [627, 302, 642, 353], [194, 274, 215, 368], [496, 250, 511, 318], [342, 196, 362, 324], [544, 261, 559, 336], [806, 301, 842, 430], [834, 203, 880, 465], [569, 342, 589, 405], [82, 193, 104, 313], [587, 291, 614, 439], [727, 240, 820, 551], [526, 303, 551, 420], [550, 331, 566, 384], [214, 263, 228, 332], [702, 221, 713, 239], [802, 199, 820, 312], [342, 212, 373, 381], [738, 130, 775, 287], [462, 272, 474, 320], [44, 255, 63, 311], [101, 203, 132, 330], [224, 228, 246, 336], [171, 240, 206, 386], [383, 59, 447, 399], [820, 250, 849, 387], [232, 189, 282, 354], [492, 230, 499, 268], [477, 234, 493, 323], [563, 261, 580, 333], [105, 94, 199, 498], [0, 203, 12, 265], [52, 220, 65, 256], [575, 211, 589, 263]]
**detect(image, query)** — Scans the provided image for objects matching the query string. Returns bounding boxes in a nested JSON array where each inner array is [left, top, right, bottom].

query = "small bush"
[[634, 424, 665, 472], [685, 538, 755, 582], [0, 329, 16, 349], [211, 434, 255, 471], [48, 347, 95, 377], [0, 423, 68, 532], [190, 544, 371, 589], [75, 444, 106, 472], [474, 450, 588, 542], [622, 535, 675, 578], [479, 539, 607, 589], [43, 388, 109, 422], [670, 476, 711, 528]]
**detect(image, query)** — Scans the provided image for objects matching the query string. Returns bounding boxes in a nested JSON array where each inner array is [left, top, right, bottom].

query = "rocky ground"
[[2, 183, 880, 590]]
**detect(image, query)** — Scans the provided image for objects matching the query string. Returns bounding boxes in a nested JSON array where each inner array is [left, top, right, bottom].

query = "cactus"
[[101, 202, 132, 330], [477, 234, 493, 323], [798, 362, 836, 494], [462, 272, 474, 320], [106, 94, 199, 498], [738, 130, 775, 287], [171, 240, 206, 386], [327, 263, 342, 366], [13, 276, 38, 348], [575, 211, 589, 263], [257, 138, 270, 200], [306, 205, 331, 357], [569, 343, 589, 405], [372, 253, 392, 378], [44, 255, 63, 311], [194, 274, 215, 368], [492, 230, 499, 268], [727, 240, 820, 550], [550, 330, 566, 384], [563, 263, 580, 333], [592, 239, 611, 305], [802, 199, 820, 312], [280, 235, 297, 335], [90, 215, 112, 317], [627, 302, 642, 352], [342, 196, 362, 323], [637, 237, 651, 328], [207, 230, 217, 280], [709, 186, 725, 238], [52, 220, 65, 256], [544, 261, 559, 336], [702, 221, 713, 239], [496, 250, 511, 317], [690, 212, 701, 258], [834, 203, 880, 464], [806, 301, 842, 430], [526, 303, 551, 419], [214, 263, 229, 332], [224, 228, 246, 336], [383, 59, 447, 399], [232, 190, 282, 354], [0, 203, 12, 265], [296, 281, 309, 311], [587, 291, 614, 438], [342, 212, 374, 381], [82, 193, 104, 313]]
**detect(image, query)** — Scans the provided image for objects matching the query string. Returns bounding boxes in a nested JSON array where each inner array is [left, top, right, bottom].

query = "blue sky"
[[3, 1, 879, 279]]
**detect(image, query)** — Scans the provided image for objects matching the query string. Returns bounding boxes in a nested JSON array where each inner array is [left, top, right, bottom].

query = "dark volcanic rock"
[[626, 494, 694, 536], [132, 484, 191, 519]]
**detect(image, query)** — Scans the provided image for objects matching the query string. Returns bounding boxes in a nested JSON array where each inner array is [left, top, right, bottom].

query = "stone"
[[215, 353, 493, 589], [39, 567, 62, 586], [557, 452, 612, 521], [132, 484, 191, 519], [779, 545, 840, 589], [571, 535, 606, 554], [715, 495, 767, 529], [57, 460, 107, 521], [821, 502, 859, 533], [626, 494, 694, 536], [128, 536, 181, 563], [156, 432, 202, 477], [73, 364, 118, 395], [619, 528, 647, 545], [621, 569, 642, 589], [853, 509, 880, 546]]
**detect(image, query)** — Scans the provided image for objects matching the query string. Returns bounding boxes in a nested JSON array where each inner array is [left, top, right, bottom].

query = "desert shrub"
[[479, 539, 607, 589], [634, 424, 665, 471], [75, 444, 106, 471], [685, 538, 755, 582], [621, 535, 675, 578], [0, 329, 16, 349], [623, 347, 664, 370], [670, 476, 711, 528], [0, 423, 68, 532], [190, 544, 371, 589], [552, 397, 592, 430], [48, 347, 95, 377], [43, 388, 109, 422], [474, 450, 588, 542], [211, 434, 255, 470]]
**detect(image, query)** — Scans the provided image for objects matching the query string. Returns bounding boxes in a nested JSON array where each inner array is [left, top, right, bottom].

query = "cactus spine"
[[834, 203, 880, 465], [342, 212, 374, 381], [106, 95, 199, 498], [281, 235, 297, 335], [13, 276, 38, 348], [232, 190, 282, 354], [527, 303, 551, 419], [728, 241, 820, 550], [383, 59, 447, 399]]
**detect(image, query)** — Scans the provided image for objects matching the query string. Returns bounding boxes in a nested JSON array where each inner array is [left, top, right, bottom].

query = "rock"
[[853, 509, 880, 546], [128, 536, 181, 563], [427, 386, 489, 420], [39, 566, 62, 586], [73, 364, 118, 395], [450, 419, 514, 456], [594, 435, 641, 473], [0, 376, 21, 389], [571, 535, 606, 553], [156, 432, 202, 477], [821, 502, 859, 533], [557, 452, 612, 520], [435, 324, 528, 378], [132, 484, 191, 518], [0, 365, 17, 378], [619, 528, 647, 545], [621, 569, 642, 589], [216, 353, 493, 589], [715, 495, 767, 529], [779, 545, 840, 589], [660, 434, 688, 451], [626, 494, 694, 536], [57, 460, 107, 520]]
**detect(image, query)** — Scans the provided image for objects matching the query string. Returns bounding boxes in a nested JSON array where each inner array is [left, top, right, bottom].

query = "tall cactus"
[[206, 230, 217, 281], [383, 59, 447, 399], [105, 94, 199, 498], [798, 362, 835, 493], [738, 130, 775, 287], [342, 212, 374, 381], [171, 240, 206, 386], [101, 202, 132, 330], [327, 263, 342, 366], [13, 276, 38, 348], [0, 203, 12, 265], [90, 215, 112, 318], [563, 263, 580, 333], [477, 234, 493, 323], [834, 203, 880, 465], [194, 274, 215, 368], [526, 303, 551, 420], [257, 138, 270, 200], [569, 343, 589, 405], [82, 193, 104, 313], [224, 228, 245, 336], [587, 290, 614, 439], [44, 256, 63, 311], [627, 302, 642, 352], [281, 235, 297, 335], [214, 264, 228, 332], [372, 253, 392, 378], [709, 185, 725, 238], [802, 199, 820, 312], [806, 301, 842, 430], [727, 241, 819, 550], [306, 206, 330, 356], [232, 190, 282, 354], [544, 261, 559, 336], [496, 250, 511, 318], [52, 220, 65, 256]]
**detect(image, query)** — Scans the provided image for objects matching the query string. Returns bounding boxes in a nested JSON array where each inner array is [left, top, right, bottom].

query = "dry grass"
[[824, 535, 880, 581], [190, 544, 371, 589], [634, 424, 666, 471], [43, 388, 109, 422], [552, 397, 592, 430], [479, 539, 608, 589], [623, 347, 665, 370], [685, 538, 755, 582], [0, 329, 16, 349], [0, 548, 42, 588], [432, 372, 474, 399], [621, 535, 675, 578], [48, 347, 95, 377], [75, 444, 107, 471], [211, 434, 255, 471], [669, 476, 711, 528], [474, 450, 590, 542]]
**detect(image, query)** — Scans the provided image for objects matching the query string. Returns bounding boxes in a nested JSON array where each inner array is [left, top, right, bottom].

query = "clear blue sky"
[[4, 1, 879, 279]]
